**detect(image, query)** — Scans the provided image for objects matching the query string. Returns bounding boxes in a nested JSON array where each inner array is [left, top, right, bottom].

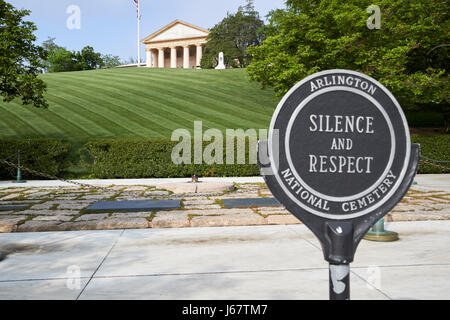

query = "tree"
[[247, 0, 449, 130], [0, 0, 47, 108], [102, 54, 122, 68], [48, 48, 79, 73], [76, 46, 104, 70], [201, 0, 265, 69], [42, 37, 79, 72], [44, 39, 118, 72]]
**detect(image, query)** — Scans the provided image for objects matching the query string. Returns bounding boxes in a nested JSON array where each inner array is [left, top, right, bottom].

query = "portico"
[[142, 20, 209, 69]]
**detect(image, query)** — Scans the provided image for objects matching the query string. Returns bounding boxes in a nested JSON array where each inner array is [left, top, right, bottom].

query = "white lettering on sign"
[[331, 138, 353, 150], [309, 114, 374, 134], [341, 171, 397, 212], [307, 113, 375, 174], [281, 168, 330, 211], [309, 155, 373, 174], [310, 75, 377, 95]]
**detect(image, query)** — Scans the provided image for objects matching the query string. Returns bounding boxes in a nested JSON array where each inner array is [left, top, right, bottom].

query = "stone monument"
[[215, 52, 226, 69]]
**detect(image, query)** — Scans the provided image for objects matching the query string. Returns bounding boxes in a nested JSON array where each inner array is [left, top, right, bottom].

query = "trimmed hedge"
[[0, 135, 448, 180], [84, 136, 450, 178], [0, 139, 71, 180], [411, 135, 450, 174], [84, 139, 260, 179]]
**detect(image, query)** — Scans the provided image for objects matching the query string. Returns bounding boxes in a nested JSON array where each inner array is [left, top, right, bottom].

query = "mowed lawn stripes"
[[91, 72, 273, 125], [55, 70, 272, 130], [50, 74, 216, 135], [0, 68, 278, 141]]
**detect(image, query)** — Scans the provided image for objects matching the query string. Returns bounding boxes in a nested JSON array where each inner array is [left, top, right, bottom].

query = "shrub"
[[84, 136, 450, 178], [1, 136, 447, 180], [412, 135, 450, 173], [0, 139, 71, 180], [84, 139, 260, 179]]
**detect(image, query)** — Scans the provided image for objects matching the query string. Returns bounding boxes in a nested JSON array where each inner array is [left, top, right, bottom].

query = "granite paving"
[[0, 182, 448, 233]]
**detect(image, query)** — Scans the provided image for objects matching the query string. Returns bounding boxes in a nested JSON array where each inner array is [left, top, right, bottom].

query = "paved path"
[[414, 174, 450, 192], [0, 178, 449, 233], [0, 221, 448, 300], [0, 177, 265, 189], [0, 174, 447, 189]]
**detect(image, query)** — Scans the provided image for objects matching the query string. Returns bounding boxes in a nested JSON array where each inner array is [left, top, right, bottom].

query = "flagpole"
[[137, 0, 141, 67]]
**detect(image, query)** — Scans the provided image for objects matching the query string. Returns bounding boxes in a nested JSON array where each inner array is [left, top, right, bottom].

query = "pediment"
[[143, 20, 209, 43]]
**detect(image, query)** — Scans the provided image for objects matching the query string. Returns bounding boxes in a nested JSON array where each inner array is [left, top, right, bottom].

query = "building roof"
[[142, 20, 209, 44]]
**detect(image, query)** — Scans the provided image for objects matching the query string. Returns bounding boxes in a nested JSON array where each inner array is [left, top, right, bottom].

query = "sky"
[[9, 0, 287, 62]]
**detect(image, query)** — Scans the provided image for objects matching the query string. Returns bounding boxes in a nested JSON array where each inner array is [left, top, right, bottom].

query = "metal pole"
[[329, 263, 350, 300], [137, 1, 141, 67], [17, 149, 21, 182], [13, 149, 26, 183]]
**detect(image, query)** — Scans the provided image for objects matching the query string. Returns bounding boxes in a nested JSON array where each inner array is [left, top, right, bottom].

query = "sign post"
[[258, 69, 420, 300]]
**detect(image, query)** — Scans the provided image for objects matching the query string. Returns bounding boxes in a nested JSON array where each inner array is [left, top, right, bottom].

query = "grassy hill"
[[0, 68, 279, 141]]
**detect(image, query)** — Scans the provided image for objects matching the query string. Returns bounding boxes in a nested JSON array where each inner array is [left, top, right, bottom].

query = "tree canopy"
[[42, 38, 121, 73], [0, 0, 47, 108], [247, 0, 449, 129], [201, 0, 265, 69]]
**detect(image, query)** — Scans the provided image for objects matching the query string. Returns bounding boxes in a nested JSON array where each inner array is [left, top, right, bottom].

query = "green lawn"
[[0, 68, 279, 141]]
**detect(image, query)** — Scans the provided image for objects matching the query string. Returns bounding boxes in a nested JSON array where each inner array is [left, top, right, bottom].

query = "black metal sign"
[[258, 70, 420, 300]]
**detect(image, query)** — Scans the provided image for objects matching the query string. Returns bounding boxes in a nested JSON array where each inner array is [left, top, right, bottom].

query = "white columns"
[[146, 50, 152, 68], [158, 49, 164, 68], [151, 44, 205, 68], [183, 46, 190, 69], [170, 47, 177, 68], [152, 52, 156, 67], [196, 45, 203, 67]]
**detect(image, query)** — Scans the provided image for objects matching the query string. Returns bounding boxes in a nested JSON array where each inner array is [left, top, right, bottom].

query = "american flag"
[[133, 0, 140, 19]]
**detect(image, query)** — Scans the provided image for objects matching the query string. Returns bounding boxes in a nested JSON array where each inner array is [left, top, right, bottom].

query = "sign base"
[[363, 218, 399, 241], [363, 230, 399, 242]]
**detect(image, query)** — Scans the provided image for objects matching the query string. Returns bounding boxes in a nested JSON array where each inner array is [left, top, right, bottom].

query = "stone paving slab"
[[183, 204, 222, 210], [0, 216, 27, 233], [14, 209, 79, 216], [151, 212, 190, 228], [33, 215, 73, 222], [191, 214, 266, 227], [58, 201, 96, 210], [58, 218, 149, 231], [75, 214, 109, 222], [111, 212, 151, 219], [17, 220, 65, 232], [0, 193, 23, 200]]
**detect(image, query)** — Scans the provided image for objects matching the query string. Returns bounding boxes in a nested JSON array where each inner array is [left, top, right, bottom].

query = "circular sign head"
[[268, 70, 410, 220]]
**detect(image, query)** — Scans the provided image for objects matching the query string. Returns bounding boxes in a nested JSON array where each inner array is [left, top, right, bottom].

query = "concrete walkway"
[[0, 221, 449, 300], [0, 177, 265, 189], [414, 174, 450, 192]]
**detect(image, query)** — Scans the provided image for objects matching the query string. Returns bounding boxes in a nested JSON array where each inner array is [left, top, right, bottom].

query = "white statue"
[[215, 52, 226, 69]]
